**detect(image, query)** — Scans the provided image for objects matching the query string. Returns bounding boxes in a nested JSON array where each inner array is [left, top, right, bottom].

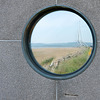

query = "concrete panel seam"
[[0, 40, 21, 42]]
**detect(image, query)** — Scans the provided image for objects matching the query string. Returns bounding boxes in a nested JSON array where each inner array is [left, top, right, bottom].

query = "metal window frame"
[[22, 5, 97, 80]]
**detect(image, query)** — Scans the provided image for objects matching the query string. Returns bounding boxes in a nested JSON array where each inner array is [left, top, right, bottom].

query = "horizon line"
[[31, 42, 93, 44]]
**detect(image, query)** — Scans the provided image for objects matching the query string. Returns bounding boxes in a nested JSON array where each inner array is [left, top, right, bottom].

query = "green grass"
[[41, 57, 54, 65], [54, 47, 90, 74]]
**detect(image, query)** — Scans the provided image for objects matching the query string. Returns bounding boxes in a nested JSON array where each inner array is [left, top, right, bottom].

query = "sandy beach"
[[32, 47, 83, 64], [31, 47, 90, 74]]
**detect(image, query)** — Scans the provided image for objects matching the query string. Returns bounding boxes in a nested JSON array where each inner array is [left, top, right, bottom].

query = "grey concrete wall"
[[0, 0, 100, 100]]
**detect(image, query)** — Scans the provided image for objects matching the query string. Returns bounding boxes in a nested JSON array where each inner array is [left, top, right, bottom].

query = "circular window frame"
[[22, 5, 97, 80]]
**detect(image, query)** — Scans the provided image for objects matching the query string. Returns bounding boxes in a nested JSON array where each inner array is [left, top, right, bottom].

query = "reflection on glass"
[[30, 11, 93, 74]]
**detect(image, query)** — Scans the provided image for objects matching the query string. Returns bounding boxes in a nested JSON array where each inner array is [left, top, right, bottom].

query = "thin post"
[[56, 0, 57, 5]]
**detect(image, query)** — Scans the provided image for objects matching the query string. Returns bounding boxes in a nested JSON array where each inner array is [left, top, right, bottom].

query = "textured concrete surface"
[[0, 0, 100, 100], [0, 42, 55, 100], [57, 44, 100, 100], [0, 0, 55, 40]]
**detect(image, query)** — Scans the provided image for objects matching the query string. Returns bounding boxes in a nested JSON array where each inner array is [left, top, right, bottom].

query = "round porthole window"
[[22, 5, 96, 80]]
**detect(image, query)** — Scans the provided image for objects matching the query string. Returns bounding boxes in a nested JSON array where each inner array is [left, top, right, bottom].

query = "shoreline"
[[31, 47, 80, 49]]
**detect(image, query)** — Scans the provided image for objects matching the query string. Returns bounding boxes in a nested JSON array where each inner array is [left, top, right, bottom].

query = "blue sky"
[[31, 10, 93, 44]]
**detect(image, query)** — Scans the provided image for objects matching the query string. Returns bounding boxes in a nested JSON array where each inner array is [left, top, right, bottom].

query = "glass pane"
[[30, 10, 93, 74]]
